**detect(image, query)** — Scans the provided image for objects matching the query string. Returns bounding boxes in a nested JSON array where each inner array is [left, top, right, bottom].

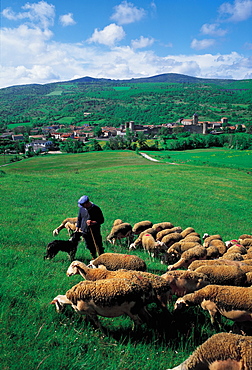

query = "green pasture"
[[46, 89, 63, 96], [144, 148, 252, 170], [1, 150, 252, 369], [56, 116, 75, 124], [112, 86, 132, 91]]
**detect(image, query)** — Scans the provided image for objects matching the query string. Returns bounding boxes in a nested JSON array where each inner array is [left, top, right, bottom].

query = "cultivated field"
[[1, 150, 251, 369]]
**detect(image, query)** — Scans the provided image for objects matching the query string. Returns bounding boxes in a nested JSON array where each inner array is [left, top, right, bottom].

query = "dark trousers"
[[83, 231, 104, 258]]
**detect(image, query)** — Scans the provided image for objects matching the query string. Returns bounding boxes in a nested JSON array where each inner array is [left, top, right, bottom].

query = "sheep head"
[[50, 295, 72, 312], [129, 243, 137, 250], [174, 298, 188, 311], [66, 261, 82, 276], [52, 229, 59, 236]]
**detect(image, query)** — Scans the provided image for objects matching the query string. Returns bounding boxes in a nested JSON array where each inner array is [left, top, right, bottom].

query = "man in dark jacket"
[[76, 195, 104, 258]]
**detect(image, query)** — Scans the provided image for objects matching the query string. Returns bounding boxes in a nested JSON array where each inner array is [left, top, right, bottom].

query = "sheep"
[[239, 233, 252, 240], [174, 284, 252, 332], [244, 253, 252, 260], [161, 232, 183, 248], [169, 241, 201, 255], [152, 222, 174, 232], [239, 238, 252, 248], [161, 270, 210, 297], [194, 264, 247, 286], [181, 235, 201, 244], [88, 252, 147, 271], [188, 258, 252, 271], [129, 228, 157, 250], [220, 252, 244, 261], [206, 239, 227, 255], [106, 222, 133, 246], [44, 232, 82, 261], [52, 217, 78, 236], [205, 245, 220, 259], [184, 232, 201, 238], [162, 241, 201, 265], [67, 261, 172, 309], [64, 221, 77, 236], [156, 227, 183, 241], [112, 219, 123, 226], [50, 277, 154, 331], [166, 332, 252, 370], [202, 234, 222, 247], [180, 227, 195, 239], [132, 220, 153, 235], [168, 246, 207, 270], [226, 244, 247, 255], [141, 233, 168, 258]]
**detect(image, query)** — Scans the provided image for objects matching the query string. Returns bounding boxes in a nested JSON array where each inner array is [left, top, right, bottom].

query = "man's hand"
[[87, 220, 96, 226]]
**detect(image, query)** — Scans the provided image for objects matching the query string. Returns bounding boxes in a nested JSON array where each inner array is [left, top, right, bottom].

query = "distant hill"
[[0, 73, 251, 128], [64, 73, 236, 85]]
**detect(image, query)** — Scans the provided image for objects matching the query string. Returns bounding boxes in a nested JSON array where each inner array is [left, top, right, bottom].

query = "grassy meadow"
[[1, 149, 252, 370]]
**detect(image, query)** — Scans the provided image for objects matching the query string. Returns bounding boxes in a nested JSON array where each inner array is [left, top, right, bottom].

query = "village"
[[1, 113, 243, 153]]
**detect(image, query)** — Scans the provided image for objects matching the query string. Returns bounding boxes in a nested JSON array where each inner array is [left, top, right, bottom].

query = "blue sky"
[[1, 0, 252, 88]]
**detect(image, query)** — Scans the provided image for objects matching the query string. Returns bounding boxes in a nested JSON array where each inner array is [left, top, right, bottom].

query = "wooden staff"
[[89, 226, 101, 256]]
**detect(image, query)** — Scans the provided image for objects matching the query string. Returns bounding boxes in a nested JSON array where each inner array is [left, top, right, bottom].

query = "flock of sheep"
[[49, 217, 252, 370]]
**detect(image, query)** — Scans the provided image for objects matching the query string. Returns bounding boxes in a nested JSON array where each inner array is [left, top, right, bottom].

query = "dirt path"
[[140, 152, 179, 165]]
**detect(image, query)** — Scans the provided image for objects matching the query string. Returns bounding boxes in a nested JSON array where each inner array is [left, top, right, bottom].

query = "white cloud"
[[1, 24, 53, 64], [131, 36, 155, 49], [87, 23, 126, 47], [219, 0, 252, 22], [0, 8, 251, 88], [201, 23, 228, 36], [191, 38, 216, 50], [59, 13, 76, 27], [2, 1, 55, 29], [111, 1, 146, 25]]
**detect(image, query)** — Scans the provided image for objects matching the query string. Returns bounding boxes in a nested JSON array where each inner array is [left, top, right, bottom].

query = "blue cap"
[[78, 195, 89, 207]]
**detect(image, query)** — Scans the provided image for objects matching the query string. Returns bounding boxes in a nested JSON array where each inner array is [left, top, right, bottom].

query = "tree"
[[59, 139, 84, 153], [136, 131, 147, 149], [88, 139, 102, 151], [93, 126, 102, 137]]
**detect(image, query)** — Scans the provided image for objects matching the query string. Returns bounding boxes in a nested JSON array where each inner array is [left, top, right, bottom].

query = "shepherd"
[[76, 195, 105, 258]]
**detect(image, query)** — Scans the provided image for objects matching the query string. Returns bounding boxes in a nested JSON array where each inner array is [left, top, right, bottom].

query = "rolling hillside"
[[0, 73, 251, 128]]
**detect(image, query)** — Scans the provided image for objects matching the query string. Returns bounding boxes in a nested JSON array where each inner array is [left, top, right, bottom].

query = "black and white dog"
[[44, 232, 82, 261]]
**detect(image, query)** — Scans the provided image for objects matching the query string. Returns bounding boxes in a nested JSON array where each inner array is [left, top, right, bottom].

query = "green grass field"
[[144, 148, 252, 171], [1, 150, 252, 369]]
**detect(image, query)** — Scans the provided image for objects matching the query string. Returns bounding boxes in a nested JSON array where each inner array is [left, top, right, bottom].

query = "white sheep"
[[166, 332, 252, 370], [206, 239, 227, 255], [194, 264, 247, 286], [188, 258, 252, 271], [161, 270, 210, 297], [52, 217, 77, 236], [174, 284, 252, 332], [220, 251, 244, 261], [106, 222, 133, 246], [67, 261, 172, 309], [156, 227, 183, 241], [141, 233, 167, 258], [168, 246, 207, 270], [50, 277, 153, 331], [161, 241, 201, 265], [180, 227, 195, 238], [161, 232, 183, 248], [239, 238, 252, 248], [88, 252, 147, 271], [152, 222, 174, 232], [129, 228, 157, 250], [132, 220, 153, 234]]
